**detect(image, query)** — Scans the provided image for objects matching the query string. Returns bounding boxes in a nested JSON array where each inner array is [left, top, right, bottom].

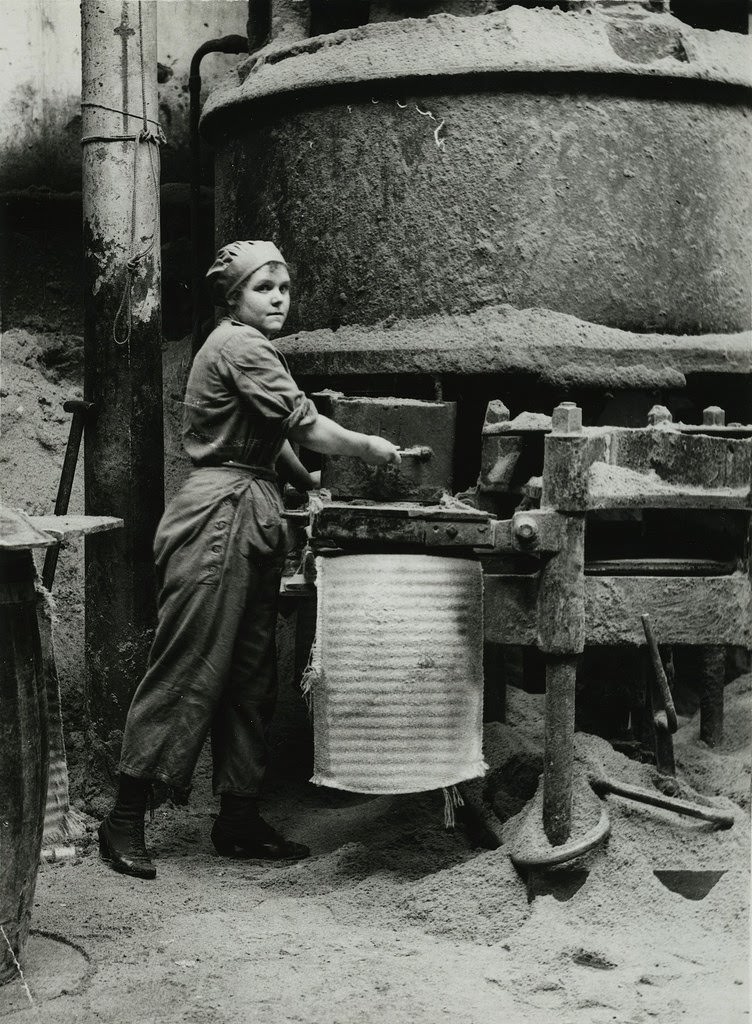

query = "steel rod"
[[590, 776, 734, 829]]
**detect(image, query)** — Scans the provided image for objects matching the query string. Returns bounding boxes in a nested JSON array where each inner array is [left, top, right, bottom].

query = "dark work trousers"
[[119, 466, 286, 796]]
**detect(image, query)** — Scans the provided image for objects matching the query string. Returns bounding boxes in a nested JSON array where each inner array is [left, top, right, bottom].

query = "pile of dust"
[[251, 681, 749, 1016], [492, 690, 749, 1019], [674, 673, 752, 808]]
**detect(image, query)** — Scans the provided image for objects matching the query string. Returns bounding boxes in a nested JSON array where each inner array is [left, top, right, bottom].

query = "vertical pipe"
[[543, 657, 578, 845], [81, 0, 164, 773], [699, 645, 726, 747]]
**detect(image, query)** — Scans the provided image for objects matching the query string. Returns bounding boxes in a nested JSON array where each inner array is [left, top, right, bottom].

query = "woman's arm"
[[288, 414, 401, 465], [276, 440, 319, 491]]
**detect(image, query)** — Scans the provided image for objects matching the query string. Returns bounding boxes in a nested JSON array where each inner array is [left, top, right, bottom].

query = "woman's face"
[[230, 262, 291, 336]]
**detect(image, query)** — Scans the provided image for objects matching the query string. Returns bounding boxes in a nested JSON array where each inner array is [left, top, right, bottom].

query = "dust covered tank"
[[201, 0, 752, 342]]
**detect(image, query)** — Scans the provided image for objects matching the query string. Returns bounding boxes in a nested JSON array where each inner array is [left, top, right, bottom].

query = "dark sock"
[[110, 773, 150, 825]]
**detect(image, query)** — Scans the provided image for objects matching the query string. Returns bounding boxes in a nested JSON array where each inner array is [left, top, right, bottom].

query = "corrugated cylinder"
[[308, 553, 486, 794]]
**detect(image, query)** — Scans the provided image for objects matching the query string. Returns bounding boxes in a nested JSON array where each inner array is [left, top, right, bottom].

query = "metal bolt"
[[702, 406, 725, 427], [551, 402, 582, 434], [514, 516, 538, 544], [647, 404, 672, 426], [446, 525, 458, 540]]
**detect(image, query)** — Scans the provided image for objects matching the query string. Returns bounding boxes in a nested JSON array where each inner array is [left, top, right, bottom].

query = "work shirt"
[[183, 316, 318, 469], [122, 316, 318, 793]]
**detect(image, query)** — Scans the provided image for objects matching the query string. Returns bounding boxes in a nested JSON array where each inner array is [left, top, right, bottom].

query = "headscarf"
[[205, 240, 287, 306]]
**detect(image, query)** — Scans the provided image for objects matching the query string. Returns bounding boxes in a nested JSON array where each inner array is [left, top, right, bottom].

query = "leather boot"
[[211, 794, 310, 861], [98, 774, 156, 880]]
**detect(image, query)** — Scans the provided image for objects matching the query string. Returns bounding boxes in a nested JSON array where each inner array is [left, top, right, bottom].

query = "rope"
[[110, 1, 165, 348]]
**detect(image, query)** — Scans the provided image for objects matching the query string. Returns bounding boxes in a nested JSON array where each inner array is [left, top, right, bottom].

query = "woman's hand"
[[309, 469, 322, 489], [361, 435, 402, 466]]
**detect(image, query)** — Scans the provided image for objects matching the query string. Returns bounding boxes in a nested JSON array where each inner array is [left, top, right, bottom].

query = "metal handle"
[[641, 614, 678, 733], [590, 776, 734, 830], [396, 445, 433, 460]]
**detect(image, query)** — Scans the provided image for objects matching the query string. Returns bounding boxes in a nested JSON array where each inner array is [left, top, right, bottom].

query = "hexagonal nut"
[[702, 406, 725, 427], [647, 404, 672, 426], [514, 515, 539, 544], [551, 402, 582, 434]]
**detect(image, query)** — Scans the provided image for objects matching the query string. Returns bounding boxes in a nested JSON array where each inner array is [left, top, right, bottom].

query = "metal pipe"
[[81, 0, 164, 760], [189, 33, 248, 357], [543, 656, 578, 845], [699, 645, 726, 747]]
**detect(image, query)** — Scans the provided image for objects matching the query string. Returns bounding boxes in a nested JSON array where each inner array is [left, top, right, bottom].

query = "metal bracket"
[[489, 509, 567, 555]]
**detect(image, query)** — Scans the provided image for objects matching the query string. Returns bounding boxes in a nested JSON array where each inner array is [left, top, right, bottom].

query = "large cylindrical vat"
[[0, 551, 49, 985], [203, 8, 752, 337]]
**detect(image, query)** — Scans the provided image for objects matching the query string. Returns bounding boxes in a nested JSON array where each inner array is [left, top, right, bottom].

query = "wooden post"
[[81, 0, 164, 775], [539, 403, 587, 846]]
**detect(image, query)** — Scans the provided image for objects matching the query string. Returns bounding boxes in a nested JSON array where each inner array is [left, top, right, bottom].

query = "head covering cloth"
[[206, 240, 287, 306]]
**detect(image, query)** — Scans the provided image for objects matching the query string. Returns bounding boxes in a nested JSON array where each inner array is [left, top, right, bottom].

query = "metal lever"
[[590, 776, 734, 830], [641, 614, 678, 733], [396, 445, 433, 460]]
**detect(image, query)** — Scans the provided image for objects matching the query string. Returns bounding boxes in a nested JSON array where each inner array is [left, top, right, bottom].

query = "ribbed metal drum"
[[308, 553, 485, 794], [203, 6, 752, 337]]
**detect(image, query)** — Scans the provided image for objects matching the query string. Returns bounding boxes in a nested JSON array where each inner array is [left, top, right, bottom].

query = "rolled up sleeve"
[[220, 332, 318, 437]]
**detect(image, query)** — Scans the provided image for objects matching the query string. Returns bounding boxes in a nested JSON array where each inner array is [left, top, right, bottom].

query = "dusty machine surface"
[[200, 0, 751, 859], [314, 392, 456, 501], [202, 0, 751, 493], [203, 1, 751, 339], [294, 398, 751, 857]]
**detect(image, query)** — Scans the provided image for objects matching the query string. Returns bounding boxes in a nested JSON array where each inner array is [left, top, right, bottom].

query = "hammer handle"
[[42, 402, 94, 591], [641, 614, 678, 733]]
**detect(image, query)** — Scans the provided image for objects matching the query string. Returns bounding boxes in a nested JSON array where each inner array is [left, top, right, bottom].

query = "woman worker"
[[99, 240, 401, 880]]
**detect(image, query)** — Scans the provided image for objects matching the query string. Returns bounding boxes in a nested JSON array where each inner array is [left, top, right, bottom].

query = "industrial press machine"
[[282, 395, 752, 856]]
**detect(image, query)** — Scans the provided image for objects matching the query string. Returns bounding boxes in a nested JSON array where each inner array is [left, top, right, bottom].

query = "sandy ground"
[[1, 682, 750, 1024], [1, 328, 750, 1023]]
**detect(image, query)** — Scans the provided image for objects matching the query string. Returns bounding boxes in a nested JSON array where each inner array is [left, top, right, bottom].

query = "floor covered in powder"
[[2, 680, 749, 1024]]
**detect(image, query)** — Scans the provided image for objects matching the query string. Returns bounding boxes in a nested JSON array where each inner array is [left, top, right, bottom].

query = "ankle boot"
[[211, 794, 310, 861], [98, 774, 156, 880]]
